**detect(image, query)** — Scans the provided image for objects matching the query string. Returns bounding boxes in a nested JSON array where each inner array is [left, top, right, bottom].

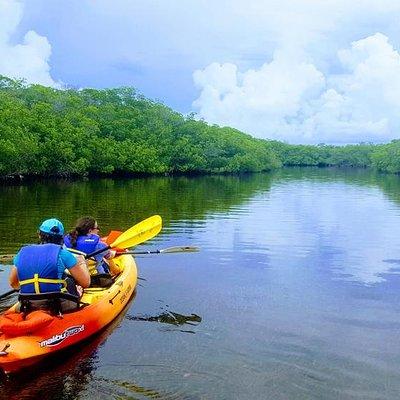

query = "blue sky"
[[2, 0, 400, 144]]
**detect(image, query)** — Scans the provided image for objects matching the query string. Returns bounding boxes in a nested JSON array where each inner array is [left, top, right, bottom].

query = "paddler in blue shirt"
[[8, 218, 90, 311]]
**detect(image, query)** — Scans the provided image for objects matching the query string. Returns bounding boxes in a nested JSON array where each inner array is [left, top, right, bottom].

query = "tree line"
[[0, 75, 399, 178]]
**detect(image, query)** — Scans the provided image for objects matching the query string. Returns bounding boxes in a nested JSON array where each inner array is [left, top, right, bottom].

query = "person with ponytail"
[[64, 216, 116, 275]]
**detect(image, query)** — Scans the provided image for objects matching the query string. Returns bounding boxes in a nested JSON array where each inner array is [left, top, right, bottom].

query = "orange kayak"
[[0, 254, 137, 374]]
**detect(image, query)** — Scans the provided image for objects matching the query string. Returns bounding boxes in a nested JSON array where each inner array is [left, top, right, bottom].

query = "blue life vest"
[[64, 234, 109, 274], [64, 234, 100, 255], [17, 244, 66, 294]]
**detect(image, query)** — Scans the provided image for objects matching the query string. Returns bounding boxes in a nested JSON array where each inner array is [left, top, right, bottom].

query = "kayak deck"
[[0, 254, 137, 374]]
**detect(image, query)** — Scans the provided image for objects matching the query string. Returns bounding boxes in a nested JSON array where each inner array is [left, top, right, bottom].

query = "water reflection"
[[2, 170, 400, 284], [383, 259, 400, 265], [0, 175, 274, 254], [3, 169, 400, 398], [126, 309, 202, 334], [94, 377, 168, 399]]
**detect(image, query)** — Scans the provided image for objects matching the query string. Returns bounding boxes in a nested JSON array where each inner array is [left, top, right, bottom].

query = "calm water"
[[1, 168, 400, 399]]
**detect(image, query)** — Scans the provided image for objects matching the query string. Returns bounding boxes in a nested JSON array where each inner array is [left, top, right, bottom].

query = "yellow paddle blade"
[[111, 215, 162, 249]]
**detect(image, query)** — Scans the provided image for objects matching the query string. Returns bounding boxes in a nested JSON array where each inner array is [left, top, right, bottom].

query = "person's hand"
[[76, 285, 83, 297], [109, 250, 117, 258]]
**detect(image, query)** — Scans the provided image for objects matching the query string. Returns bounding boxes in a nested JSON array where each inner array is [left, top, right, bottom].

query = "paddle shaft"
[[119, 250, 162, 255], [85, 245, 111, 259], [116, 246, 199, 255], [0, 289, 17, 300]]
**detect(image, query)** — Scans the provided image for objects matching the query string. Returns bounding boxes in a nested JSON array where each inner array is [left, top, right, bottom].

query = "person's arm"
[[96, 240, 116, 259], [69, 259, 91, 288], [8, 266, 20, 290], [62, 251, 90, 288]]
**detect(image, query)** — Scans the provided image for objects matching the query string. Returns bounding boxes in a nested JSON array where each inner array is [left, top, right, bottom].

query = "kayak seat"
[[90, 273, 114, 288], [0, 310, 55, 336], [18, 291, 82, 315]]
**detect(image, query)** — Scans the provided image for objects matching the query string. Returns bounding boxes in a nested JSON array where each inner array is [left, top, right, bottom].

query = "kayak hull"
[[0, 254, 137, 374]]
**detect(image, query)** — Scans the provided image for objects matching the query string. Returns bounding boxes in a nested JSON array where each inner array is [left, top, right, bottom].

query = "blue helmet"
[[39, 218, 64, 236]]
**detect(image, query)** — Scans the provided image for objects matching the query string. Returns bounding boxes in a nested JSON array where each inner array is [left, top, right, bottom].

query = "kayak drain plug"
[[0, 343, 10, 356]]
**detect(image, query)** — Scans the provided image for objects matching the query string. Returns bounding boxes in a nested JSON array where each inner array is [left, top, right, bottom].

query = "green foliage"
[[1, 75, 400, 177], [370, 140, 400, 173], [269, 142, 392, 171], [0, 76, 281, 177]]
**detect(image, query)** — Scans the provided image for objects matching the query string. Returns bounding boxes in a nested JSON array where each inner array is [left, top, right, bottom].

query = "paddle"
[[0, 216, 162, 263], [103, 230, 122, 246], [0, 215, 163, 300], [0, 289, 18, 300], [116, 246, 199, 255], [85, 215, 162, 258]]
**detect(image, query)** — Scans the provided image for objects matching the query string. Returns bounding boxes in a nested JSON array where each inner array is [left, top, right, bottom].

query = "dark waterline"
[[1, 168, 400, 399]]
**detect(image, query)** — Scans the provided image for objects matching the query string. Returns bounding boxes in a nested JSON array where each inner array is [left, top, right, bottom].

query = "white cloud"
[[193, 33, 400, 144], [0, 0, 57, 87], [7, 0, 400, 145]]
